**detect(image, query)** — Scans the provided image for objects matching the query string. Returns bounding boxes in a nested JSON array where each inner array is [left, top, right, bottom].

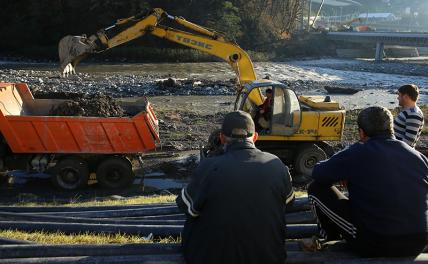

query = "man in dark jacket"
[[308, 106, 428, 257], [176, 110, 294, 264]]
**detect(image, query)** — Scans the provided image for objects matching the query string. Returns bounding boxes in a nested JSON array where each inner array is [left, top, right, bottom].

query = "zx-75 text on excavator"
[[59, 8, 346, 179]]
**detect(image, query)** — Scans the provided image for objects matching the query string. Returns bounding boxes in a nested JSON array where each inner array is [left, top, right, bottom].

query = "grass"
[[295, 191, 307, 198], [0, 230, 180, 244], [14, 195, 176, 207]]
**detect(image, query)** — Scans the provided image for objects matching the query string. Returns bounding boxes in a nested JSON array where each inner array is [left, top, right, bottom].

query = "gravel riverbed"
[[0, 58, 426, 198]]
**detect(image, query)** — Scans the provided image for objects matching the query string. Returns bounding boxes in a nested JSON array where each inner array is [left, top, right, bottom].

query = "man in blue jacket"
[[176, 111, 294, 264], [308, 106, 428, 257]]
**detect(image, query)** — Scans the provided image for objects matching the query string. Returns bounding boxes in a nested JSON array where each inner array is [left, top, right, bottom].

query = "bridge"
[[326, 32, 428, 62]]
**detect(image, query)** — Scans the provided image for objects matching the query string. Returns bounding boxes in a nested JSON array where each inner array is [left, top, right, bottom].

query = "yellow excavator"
[[58, 8, 346, 178]]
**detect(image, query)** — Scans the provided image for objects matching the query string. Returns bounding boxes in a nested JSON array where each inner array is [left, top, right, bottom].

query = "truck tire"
[[51, 157, 89, 190], [96, 156, 134, 189], [294, 144, 327, 177]]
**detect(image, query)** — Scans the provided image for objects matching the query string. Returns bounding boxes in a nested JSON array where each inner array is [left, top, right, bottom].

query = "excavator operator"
[[256, 88, 273, 132]]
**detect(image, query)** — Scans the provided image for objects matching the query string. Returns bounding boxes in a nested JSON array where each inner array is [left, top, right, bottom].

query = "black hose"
[[0, 197, 309, 220], [0, 243, 181, 258], [102, 214, 186, 220], [0, 237, 36, 245], [286, 224, 318, 239], [286, 211, 316, 224], [287, 197, 310, 213], [28, 206, 182, 218], [0, 212, 186, 226], [0, 251, 365, 264], [0, 242, 303, 258], [0, 197, 310, 214], [0, 210, 315, 225], [0, 254, 185, 264]]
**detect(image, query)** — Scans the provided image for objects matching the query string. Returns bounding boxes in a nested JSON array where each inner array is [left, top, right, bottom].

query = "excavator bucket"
[[58, 35, 97, 77]]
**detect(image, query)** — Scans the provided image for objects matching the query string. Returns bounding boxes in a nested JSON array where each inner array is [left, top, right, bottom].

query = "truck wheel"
[[51, 157, 89, 190], [294, 144, 327, 177], [96, 157, 134, 189]]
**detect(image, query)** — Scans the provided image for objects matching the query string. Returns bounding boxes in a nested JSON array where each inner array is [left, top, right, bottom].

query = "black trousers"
[[307, 181, 428, 257]]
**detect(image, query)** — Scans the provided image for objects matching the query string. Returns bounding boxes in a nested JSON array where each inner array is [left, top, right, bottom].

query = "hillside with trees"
[[0, 0, 303, 61]]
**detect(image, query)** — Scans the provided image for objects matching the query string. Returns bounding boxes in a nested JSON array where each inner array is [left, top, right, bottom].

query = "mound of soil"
[[33, 91, 84, 100], [49, 94, 125, 117]]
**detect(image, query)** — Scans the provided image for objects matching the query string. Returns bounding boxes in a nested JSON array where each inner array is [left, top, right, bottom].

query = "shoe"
[[300, 236, 323, 252]]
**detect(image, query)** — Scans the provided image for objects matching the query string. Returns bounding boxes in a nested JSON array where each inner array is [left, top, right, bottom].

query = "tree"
[[233, 0, 303, 49], [269, 0, 303, 38], [207, 1, 242, 40]]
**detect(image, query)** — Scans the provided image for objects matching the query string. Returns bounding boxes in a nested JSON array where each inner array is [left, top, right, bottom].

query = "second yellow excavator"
[[58, 8, 346, 179]]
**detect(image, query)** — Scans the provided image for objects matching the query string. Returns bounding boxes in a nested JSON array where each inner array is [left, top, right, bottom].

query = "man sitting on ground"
[[177, 110, 294, 264], [308, 106, 428, 257]]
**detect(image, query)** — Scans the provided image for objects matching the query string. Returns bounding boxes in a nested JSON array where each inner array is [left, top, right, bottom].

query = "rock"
[[163, 78, 176, 87], [162, 142, 185, 151], [324, 85, 362, 95], [108, 195, 125, 200]]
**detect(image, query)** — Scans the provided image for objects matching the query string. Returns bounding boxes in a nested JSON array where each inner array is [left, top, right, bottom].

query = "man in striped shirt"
[[394, 84, 424, 148]]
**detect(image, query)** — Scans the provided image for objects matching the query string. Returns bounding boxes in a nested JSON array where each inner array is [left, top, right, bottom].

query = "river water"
[[3, 58, 428, 88], [1, 58, 427, 108]]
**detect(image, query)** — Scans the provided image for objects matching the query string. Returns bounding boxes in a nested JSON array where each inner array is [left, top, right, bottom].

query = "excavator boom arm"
[[59, 8, 263, 104], [150, 26, 257, 86], [96, 8, 165, 50]]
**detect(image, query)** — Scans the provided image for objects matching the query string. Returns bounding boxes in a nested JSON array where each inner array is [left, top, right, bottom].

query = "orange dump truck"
[[0, 82, 159, 190]]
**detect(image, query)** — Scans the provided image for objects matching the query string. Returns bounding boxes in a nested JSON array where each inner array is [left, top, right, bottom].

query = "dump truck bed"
[[0, 83, 159, 154]]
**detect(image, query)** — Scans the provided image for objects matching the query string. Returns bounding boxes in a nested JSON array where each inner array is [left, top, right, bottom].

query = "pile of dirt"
[[49, 94, 125, 117], [33, 91, 83, 100], [155, 78, 236, 96], [155, 110, 226, 151]]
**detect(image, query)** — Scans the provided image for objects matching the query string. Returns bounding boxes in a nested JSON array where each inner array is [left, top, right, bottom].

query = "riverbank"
[[0, 58, 426, 193], [0, 58, 426, 148]]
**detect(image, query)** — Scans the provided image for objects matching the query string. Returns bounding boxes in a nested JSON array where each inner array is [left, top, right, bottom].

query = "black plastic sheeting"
[[0, 197, 310, 214], [0, 251, 396, 264], [0, 210, 315, 225]]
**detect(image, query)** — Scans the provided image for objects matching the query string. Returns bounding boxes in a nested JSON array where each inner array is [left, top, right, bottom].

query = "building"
[[358, 13, 399, 22]]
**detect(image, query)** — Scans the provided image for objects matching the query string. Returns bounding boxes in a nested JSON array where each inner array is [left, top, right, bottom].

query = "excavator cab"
[[235, 80, 302, 136]]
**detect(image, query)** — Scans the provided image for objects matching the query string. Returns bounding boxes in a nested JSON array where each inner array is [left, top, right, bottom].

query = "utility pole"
[[307, 0, 312, 32], [299, 0, 306, 31]]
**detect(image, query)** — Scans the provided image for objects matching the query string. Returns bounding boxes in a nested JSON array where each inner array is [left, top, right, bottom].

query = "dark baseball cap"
[[221, 111, 255, 138]]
